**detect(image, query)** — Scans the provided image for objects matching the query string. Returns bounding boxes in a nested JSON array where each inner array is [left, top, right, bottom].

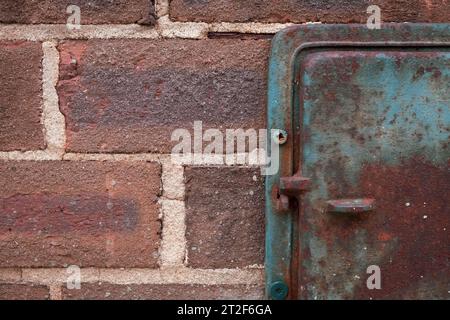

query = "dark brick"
[[0, 0, 155, 25], [0, 41, 45, 151], [0, 283, 50, 300], [62, 283, 264, 300], [0, 161, 161, 268], [184, 167, 264, 268], [170, 0, 450, 23], [57, 39, 269, 153]]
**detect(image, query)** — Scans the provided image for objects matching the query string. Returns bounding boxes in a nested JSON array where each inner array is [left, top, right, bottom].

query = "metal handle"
[[326, 198, 376, 213]]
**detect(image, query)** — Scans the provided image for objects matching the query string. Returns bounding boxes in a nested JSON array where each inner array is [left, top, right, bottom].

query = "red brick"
[[0, 42, 45, 151], [184, 167, 264, 268], [0, 0, 155, 25], [57, 39, 269, 153], [170, 0, 449, 23], [0, 283, 50, 300], [0, 161, 161, 267], [62, 283, 264, 300]]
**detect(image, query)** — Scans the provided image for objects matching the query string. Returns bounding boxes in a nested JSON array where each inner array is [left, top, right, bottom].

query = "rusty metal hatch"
[[265, 24, 449, 300]]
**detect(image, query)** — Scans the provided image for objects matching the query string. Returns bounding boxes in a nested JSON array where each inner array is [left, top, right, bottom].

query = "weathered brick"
[[62, 283, 264, 300], [0, 42, 45, 151], [184, 167, 264, 268], [57, 39, 269, 153], [0, 0, 155, 25], [170, 0, 449, 23], [0, 283, 50, 300], [0, 161, 161, 267]]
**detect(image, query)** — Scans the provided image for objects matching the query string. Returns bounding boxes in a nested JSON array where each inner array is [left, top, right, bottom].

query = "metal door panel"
[[299, 50, 449, 299], [265, 24, 450, 300]]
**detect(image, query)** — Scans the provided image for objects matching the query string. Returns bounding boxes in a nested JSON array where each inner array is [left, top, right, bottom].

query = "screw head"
[[273, 129, 288, 145], [270, 281, 289, 300]]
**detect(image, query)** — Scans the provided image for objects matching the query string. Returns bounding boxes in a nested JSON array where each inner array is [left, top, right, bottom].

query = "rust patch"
[[354, 157, 449, 299]]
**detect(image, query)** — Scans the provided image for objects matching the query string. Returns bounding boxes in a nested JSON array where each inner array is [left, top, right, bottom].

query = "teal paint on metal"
[[265, 27, 296, 300], [265, 24, 450, 300], [269, 281, 289, 300]]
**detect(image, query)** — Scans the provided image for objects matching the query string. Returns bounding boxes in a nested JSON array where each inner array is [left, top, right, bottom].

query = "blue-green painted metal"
[[269, 281, 289, 300], [265, 24, 450, 300]]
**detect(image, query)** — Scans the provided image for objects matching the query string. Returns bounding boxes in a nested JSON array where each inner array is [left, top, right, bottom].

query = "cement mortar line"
[[155, 0, 169, 18], [0, 18, 308, 41], [0, 24, 161, 41], [158, 163, 186, 268], [42, 41, 65, 159], [0, 152, 264, 167], [158, 200, 187, 267], [161, 162, 185, 201], [158, 157, 186, 267], [12, 267, 264, 286], [0, 150, 61, 161]]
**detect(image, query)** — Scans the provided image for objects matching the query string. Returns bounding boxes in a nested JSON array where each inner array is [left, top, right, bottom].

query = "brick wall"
[[0, 0, 448, 300]]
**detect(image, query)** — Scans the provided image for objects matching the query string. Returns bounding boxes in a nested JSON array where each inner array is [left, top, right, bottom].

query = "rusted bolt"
[[273, 129, 288, 145]]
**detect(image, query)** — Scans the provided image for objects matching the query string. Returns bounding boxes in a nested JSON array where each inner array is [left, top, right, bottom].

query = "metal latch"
[[276, 175, 311, 212]]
